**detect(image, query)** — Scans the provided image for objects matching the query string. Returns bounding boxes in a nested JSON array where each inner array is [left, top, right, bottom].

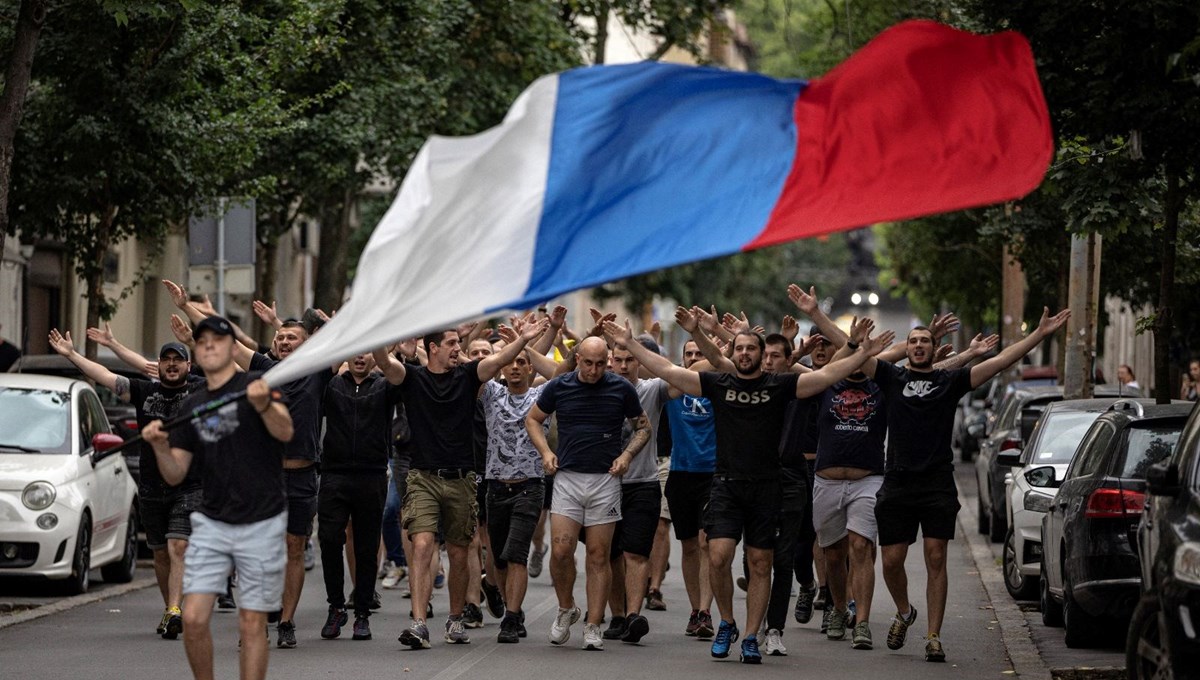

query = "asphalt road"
[[2, 499, 1013, 680]]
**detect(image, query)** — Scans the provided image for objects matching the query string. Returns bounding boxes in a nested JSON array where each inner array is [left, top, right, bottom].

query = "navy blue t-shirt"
[[873, 360, 972, 472], [815, 377, 887, 474], [536, 372, 643, 473]]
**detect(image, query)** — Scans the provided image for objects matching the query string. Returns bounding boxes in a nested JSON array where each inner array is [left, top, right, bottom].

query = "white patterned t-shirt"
[[480, 381, 547, 480]]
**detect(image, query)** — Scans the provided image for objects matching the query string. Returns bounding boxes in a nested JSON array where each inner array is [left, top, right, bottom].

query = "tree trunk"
[[255, 228, 279, 343], [83, 206, 115, 361], [1153, 171, 1180, 405], [312, 189, 353, 313], [594, 3, 609, 65], [0, 0, 48, 259]]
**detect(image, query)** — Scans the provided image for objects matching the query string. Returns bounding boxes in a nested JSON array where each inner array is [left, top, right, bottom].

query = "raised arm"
[[252, 299, 284, 331], [935, 333, 999, 370], [530, 305, 567, 356], [788, 284, 849, 346], [373, 343, 409, 385], [526, 404, 557, 475], [677, 306, 734, 373], [479, 317, 550, 381], [48, 329, 130, 401], [606, 319, 703, 396], [86, 323, 150, 375], [525, 347, 559, 380], [795, 329, 891, 398], [163, 280, 206, 325], [970, 308, 1070, 388]]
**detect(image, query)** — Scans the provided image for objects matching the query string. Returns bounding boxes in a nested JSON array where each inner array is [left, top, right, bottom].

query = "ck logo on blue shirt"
[[683, 395, 709, 415], [902, 380, 936, 398]]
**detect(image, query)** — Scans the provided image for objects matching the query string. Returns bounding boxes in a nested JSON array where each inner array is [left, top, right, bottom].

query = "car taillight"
[[1000, 438, 1021, 451], [1084, 488, 1146, 518]]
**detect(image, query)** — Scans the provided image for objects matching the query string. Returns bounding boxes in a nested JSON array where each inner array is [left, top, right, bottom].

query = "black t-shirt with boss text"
[[699, 371, 799, 479]]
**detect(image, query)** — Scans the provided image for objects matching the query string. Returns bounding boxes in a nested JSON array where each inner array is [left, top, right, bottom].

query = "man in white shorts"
[[526, 337, 650, 651]]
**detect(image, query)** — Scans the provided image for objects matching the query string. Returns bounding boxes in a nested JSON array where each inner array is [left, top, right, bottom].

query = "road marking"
[[427, 589, 560, 680]]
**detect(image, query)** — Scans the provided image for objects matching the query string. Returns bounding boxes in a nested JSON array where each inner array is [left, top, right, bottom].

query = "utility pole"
[[1063, 232, 1102, 399], [1000, 241, 1026, 390]]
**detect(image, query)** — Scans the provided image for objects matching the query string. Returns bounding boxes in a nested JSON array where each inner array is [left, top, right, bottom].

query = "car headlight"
[[1023, 490, 1055, 514], [21, 481, 56, 511], [1175, 542, 1200, 586]]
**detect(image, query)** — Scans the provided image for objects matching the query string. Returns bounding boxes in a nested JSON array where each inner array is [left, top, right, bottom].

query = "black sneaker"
[[622, 613, 649, 644], [321, 606, 348, 639], [463, 602, 484, 629], [277, 620, 297, 648], [267, 609, 282, 624], [602, 615, 628, 640], [352, 615, 372, 641], [217, 593, 237, 610], [410, 602, 434, 619], [163, 608, 183, 640], [497, 613, 520, 644], [481, 575, 505, 619], [814, 585, 830, 611], [794, 584, 817, 624], [518, 609, 527, 638], [349, 588, 383, 611]]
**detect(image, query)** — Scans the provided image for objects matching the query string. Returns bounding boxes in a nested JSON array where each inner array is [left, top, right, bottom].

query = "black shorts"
[[140, 485, 202, 549], [874, 471, 961, 546], [798, 460, 817, 544], [543, 474, 554, 509], [665, 471, 713, 541], [486, 479, 544, 569], [705, 476, 781, 550], [285, 466, 319, 537], [611, 481, 661, 559]]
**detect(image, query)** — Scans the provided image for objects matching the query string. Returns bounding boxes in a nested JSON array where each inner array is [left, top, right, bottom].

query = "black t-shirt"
[[699, 371, 799, 479], [250, 353, 333, 462], [815, 377, 887, 474], [778, 398, 817, 472], [168, 371, 288, 524], [536, 372, 643, 474], [129, 375, 205, 490], [873, 360, 972, 472], [400, 360, 484, 471], [0, 340, 20, 373]]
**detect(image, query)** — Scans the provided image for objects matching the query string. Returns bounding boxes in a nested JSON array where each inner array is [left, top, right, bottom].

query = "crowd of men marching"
[[46, 279, 1071, 680]]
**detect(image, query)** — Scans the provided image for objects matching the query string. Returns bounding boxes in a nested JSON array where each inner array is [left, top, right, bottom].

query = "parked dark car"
[[1040, 400, 1190, 649], [8, 353, 145, 483], [1128, 401, 1200, 679], [977, 386, 1065, 541], [955, 378, 993, 462]]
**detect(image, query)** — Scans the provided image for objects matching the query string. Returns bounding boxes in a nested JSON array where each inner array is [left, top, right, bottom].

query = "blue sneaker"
[[711, 620, 739, 659], [434, 572, 446, 589], [740, 636, 763, 664]]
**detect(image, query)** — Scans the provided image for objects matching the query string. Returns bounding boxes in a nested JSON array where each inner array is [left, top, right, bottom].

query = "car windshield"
[[1119, 425, 1183, 479], [0, 387, 72, 454], [1027, 411, 1103, 465]]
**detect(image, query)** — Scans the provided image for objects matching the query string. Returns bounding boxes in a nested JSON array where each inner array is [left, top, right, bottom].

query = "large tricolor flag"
[[264, 20, 1052, 387]]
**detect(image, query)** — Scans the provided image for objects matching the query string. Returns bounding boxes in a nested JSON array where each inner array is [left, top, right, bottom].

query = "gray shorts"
[[183, 511, 287, 612], [812, 475, 884, 548], [551, 470, 622, 527]]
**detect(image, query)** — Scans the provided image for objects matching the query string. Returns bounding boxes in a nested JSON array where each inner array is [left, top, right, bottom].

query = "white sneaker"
[[764, 628, 788, 656], [381, 563, 406, 589], [377, 559, 394, 580], [582, 623, 604, 650], [549, 606, 580, 645]]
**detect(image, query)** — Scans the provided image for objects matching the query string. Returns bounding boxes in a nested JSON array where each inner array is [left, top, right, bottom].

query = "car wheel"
[[1126, 593, 1172, 680], [1040, 554, 1063, 627], [100, 504, 137, 584], [63, 516, 91, 596], [989, 504, 1007, 543], [1063, 572, 1104, 648], [978, 496, 991, 535], [1003, 528, 1038, 600]]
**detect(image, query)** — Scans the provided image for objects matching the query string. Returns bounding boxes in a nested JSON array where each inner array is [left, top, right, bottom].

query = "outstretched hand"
[[1035, 307, 1071, 337], [787, 284, 819, 316], [48, 329, 75, 356], [252, 300, 279, 326], [162, 280, 189, 309], [603, 318, 634, 346], [780, 315, 799, 342], [848, 316, 874, 345], [674, 306, 698, 334], [692, 305, 720, 335], [929, 313, 961, 342], [86, 323, 115, 348], [863, 329, 895, 357], [170, 315, 194, 347], [969, 333, 1000, 354]]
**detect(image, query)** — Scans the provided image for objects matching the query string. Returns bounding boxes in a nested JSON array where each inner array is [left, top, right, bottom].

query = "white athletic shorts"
[[551, 469, 622, 527], [184, 510, 287, 612], [812, 475, 884, 548]]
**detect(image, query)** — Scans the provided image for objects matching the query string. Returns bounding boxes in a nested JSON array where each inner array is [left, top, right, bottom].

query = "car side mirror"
[[1146, 462, 1180, 496], [90, 433, 125, 465], [1024, 465, 1060, 489], [997, 450, 1023, 467]]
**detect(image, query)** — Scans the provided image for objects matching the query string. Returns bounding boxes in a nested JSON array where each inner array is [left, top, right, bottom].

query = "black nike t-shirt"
[[129, 375, 204, 491], [873, 360, 972, 472], [168, 371, 288, 525], [401, 360, 484, 471], [699, 371, 799, 479]]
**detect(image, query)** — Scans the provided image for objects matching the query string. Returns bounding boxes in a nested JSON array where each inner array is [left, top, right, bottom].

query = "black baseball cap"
[[192, 316, 234, 340], [159, 342, 190, 361]]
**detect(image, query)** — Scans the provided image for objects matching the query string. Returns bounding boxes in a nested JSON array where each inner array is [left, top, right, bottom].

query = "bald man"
[[526, 337, 651, 651]]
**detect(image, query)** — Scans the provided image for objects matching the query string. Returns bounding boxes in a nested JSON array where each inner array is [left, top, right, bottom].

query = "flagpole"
[[94, 389, 248, 463]]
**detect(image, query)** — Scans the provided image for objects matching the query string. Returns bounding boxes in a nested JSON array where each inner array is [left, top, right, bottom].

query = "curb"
[[957, 489, 1053, 679], [0, 574, 156, 630]]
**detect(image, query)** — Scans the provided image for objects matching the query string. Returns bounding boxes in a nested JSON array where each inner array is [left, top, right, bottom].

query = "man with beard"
[[608, 315, 886, 664], [48, 328, 203, 639], [143, 315, 294, 680], [846, 306, 1069, 662]]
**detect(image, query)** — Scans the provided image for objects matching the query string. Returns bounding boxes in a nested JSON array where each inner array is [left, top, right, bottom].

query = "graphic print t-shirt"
[[699, 371, 799, 479], [873, 360, 972, 472], [666, 394, 716, 473], [129, 375, 204, 490], [815, 377, 886, 474], [480, 381, 547, 481], [168, 371, 287, 524]]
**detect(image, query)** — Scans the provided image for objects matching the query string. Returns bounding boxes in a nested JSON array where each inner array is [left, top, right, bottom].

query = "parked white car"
[[0, 374, 138, 593], [1000, 398, 1131, 601]]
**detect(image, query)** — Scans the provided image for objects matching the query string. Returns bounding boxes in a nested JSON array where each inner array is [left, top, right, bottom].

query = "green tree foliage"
[[7, 0, 342, 356]]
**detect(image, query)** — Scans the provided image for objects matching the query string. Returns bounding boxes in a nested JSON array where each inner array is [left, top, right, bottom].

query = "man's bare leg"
[[181, 593, 217, 680], [238, 609, 270, 680], [647, 519, 670, 596], [408, 532, 437, 623], [881, 543, 911, 618], [446, 541, 470, 617], [153, 548, 171, 604], [744, 546, 772, 637], [549, 514, 581, 608], [707, 537, 737, 624], [280, 534, 306, 625], [825, 537, 850, 610], [583, 523, 616, 625], [849, 533, 877, 623], [167, 539, 187, 610], [924, 537, 948, 636]]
